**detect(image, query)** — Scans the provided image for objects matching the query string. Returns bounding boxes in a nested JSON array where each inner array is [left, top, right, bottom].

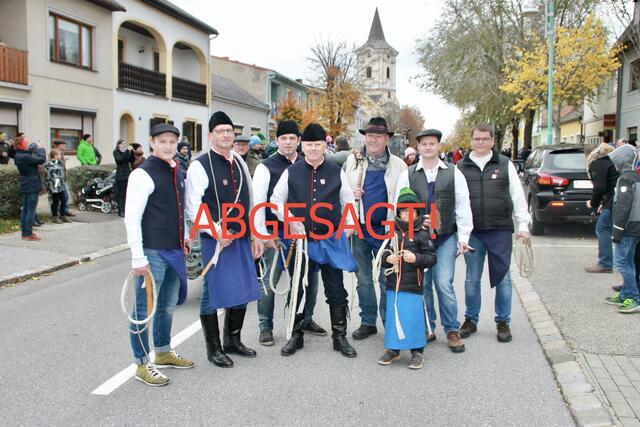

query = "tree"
[[307, 39, 362, 136], [274, 93, 304, 128], [395, 105, 425, 146], [501, 15, 620, 143], [443, 116, 473, 152]]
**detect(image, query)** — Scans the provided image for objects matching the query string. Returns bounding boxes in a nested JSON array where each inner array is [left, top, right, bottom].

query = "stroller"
[[77, 170, 118, 214]]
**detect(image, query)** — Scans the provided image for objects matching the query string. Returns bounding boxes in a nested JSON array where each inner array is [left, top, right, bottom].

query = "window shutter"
[[149, 117, 164, 134], [196, 123, 203, 152]]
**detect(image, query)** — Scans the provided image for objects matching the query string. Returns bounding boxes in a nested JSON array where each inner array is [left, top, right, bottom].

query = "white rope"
[[256, 257, 267, 295], [514, 237, 534, 278], [269, 243, 292, 296], [285, 238, 308, 340], [121, 271, 157, 364]]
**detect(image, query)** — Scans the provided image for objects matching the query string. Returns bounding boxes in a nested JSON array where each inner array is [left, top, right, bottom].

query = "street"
[[1, 249, 574, 425]]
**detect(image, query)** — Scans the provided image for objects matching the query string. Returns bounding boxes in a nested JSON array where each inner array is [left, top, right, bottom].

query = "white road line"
[[531, 244, 597, 248], [92, 319, 204, 396]]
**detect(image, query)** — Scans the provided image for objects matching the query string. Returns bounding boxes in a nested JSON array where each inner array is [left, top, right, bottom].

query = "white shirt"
[[469, 151, 531, 232], [394, 159, 474, 244], [185, 160, 221, 237], [270, 160, 356, 228]]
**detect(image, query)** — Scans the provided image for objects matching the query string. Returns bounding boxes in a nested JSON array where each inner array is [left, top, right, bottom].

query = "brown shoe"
[[61, 216, 72, 223], [447, 331, 465, 353], [51, 216, 63, 224], [584, 264, 612, 273], [459, 318, 477, 339], [497, 321, 512, 343]]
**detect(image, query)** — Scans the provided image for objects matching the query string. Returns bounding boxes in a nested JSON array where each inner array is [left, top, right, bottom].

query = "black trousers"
[[116, 179, 128, 215], [291, 258, 348, 309], [50, 192, 64, 216]]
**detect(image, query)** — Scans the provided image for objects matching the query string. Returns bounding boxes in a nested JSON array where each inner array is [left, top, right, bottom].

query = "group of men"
[[123, 110, 530, 387]]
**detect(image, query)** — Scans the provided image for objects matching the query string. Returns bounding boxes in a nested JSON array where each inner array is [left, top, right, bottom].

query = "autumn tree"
[[443, 116, 473, 152], [395, 105, 425, 146], [501, 15, 620, 144], [307, 39, 362, 136], [274, 93, 304, 128]]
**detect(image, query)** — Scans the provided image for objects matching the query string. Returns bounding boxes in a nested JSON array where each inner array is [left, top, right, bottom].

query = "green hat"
[[396, 187, 419, 205]]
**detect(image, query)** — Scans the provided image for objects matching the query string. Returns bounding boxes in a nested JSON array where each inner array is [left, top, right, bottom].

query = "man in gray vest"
[[394, 129, 473, 353], [456, 124, 530, 343]]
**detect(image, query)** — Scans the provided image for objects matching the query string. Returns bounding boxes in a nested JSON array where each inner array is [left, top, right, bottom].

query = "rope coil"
[[514, 237, 534, 278]]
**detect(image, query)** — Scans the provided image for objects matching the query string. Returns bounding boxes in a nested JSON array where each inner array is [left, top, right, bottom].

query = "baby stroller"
[[77, 170, 118, 214]]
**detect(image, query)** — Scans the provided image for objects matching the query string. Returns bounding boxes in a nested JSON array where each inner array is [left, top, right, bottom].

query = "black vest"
[[138, 156, 185, 249], [195, 150, 251, 235], [408, 164, 457, 235], [262, 152, 300, 230], [457, 151, 514, 232], [287, 159, 343, 239]]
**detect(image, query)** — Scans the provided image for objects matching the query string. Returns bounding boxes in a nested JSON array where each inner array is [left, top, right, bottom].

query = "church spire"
[[361, 8, 394, 50]]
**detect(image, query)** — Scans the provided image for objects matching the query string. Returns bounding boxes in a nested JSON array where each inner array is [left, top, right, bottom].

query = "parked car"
[[520, 144, 594, 235]]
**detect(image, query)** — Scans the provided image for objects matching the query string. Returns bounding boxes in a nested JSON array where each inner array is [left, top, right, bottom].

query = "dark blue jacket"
[[15, 148, 46, 194]]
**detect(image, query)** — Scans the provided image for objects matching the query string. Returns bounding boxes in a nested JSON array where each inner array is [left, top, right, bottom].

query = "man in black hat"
[[186, 111, 264, 368], [233, 134, 261, 177], [124, 122, 194, 387], [270, 123, 358, 358], [252, 120, 326, 347], [395, 128, 473, 353], [343, 117, 407, 340]]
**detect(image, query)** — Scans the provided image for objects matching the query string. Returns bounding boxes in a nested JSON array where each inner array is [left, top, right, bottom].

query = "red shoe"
[[22, 234, 41, 241]]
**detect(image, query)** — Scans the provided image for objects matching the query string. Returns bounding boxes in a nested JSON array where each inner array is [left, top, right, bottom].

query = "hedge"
[[0, 165, 21, 219], [67, 164, 116, 203]]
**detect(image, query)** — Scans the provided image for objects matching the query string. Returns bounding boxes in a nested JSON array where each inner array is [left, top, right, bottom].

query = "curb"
[[0, 243, 129, 288], [512, 270, 617, 427]]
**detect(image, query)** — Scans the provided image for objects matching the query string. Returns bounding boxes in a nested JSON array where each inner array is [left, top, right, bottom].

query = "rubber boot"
[[329, 304, 357, 358], [200, 314, 233, 367], [281, 313, 305, 356], [223, 308, 257, 357]]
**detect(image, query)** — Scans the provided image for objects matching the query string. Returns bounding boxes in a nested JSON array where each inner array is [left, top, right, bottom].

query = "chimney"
[[295, 78, 303, 83]]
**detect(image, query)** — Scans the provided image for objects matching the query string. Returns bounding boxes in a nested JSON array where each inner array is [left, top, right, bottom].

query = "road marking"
[[91, 319, 204, 396], [531, 244, 597, 248]]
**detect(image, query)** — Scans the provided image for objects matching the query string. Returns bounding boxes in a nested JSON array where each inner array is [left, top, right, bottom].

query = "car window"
[[547, 151, 586, 170], [525, 150, 539, 169]]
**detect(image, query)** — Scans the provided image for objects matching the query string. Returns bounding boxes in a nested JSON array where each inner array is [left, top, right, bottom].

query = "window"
[[251, 127, 261, 136], [234, 125, 244, 136], [386, 67, 390, 79], [548, 151, 587, 170], [182, 121, 202, 152], [50, 108, 94, 151], [366, 67, 372, 78], [0, 125, 18, 141], [49, 14, 92, 69], [629, 126, 638, 141], [630, 59, 640, 92], [388, 91, 391, 98], [153, 50, 160, 72], [118, 39, 124, 63], [50, 128, 81, 150]]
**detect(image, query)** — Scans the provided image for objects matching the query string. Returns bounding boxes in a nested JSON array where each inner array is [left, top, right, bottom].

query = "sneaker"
[[377, 350, 400, 366], [259, 330, 274, 346], [459, 318, 477, 339], [21, 234, 41, 241], [497, 321, 512, 343], [33, 222, 43, 227], [64, 212, 76, 217], [408, 351, 424, 370], [605, 292, 624, 306], [618, 299, 640, 314], [135, 363, 169, 387], [612, 284, 622, 292], [352, 324, 378, 340], [51, 216, 63, 224], [153, 350, 194, 369], [61, 216, 72, 223], [302, 320, 327, 336], [584, 264, 612, 273], [447, 331, 465, 353]]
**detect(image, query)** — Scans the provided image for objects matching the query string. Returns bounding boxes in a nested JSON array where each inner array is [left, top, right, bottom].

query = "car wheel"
[[528, 200, 544, 236]]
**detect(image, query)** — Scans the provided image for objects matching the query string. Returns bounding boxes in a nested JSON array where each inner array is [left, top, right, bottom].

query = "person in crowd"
[[327, 135, 351, 167], [77, 134, 97, 165], [124, 123, 194, 387], [404, 147, 417, 167], [617, 138, 628, 147], [131, 143, 146, 169], [343, 117, 407, 340], [452, 147, 464, 165], [377, 188, 437, 370], [114, 140, 135, 217], [52, 140, 75, 218], [0, 132, 10, 164], [457, 124, 530, 343], [176, 141, 192, 178], [44, 149, 69, 224], [326, 135, 336, 153], [249, 135, 266, 159], [584, 143, 618, 273], [14, 137, 45, 241], [233, 135, 261, 177], [186, 111, 264, 368]]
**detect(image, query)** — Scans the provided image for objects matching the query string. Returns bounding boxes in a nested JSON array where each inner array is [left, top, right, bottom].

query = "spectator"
[[232, 135, 260, 177], [452, 147, 464, 164], [584, 143, 618, 273], [14, 137, 45, 241], [326, 135, 336, 153], [52, 140, 75, 218], [131, 143, 145, 169], [176, 141, 191, 178], [616, 138, 628, 147], [0, 132, 10, 164], [404, 147, 417, 166], [45, 149, 69, 224], [518, 146, 532, 162], [77, 134, 97, 165], [249, 135, 265, 158], [113, 140, 135, 217], [328, 135, 350, 166]]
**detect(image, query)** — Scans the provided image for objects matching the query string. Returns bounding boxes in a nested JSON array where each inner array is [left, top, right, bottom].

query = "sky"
[[172, 0, 461, 136]]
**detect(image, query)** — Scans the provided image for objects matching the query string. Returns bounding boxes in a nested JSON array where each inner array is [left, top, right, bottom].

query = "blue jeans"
[[463, 233, 513, 325], [62, 183, 70, 215], [20, 192, 39, 237], [595, 208, 613, 269], [352, 235, 386, 326], [130, 249, 180, 364], [257, 246, 319, 332], [423, 234, 461, 334], [614, 235, 640, 303]]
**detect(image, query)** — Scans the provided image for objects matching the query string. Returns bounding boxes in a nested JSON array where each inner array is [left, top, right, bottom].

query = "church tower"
[[356, 8, 399, 112]]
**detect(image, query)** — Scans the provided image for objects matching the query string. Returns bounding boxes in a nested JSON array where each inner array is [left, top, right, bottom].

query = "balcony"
[[0, 46, 28, 85], [118, 62, 166, 97], [172, 76, 206, 104]]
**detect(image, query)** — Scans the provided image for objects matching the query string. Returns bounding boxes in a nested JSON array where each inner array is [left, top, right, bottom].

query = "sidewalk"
[[0, 205, 127, 286]]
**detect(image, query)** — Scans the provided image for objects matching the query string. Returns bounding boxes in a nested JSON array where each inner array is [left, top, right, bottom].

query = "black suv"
[[521, 144, 594, 235]]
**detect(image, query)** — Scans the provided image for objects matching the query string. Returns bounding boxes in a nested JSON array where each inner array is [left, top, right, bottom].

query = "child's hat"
[[397, 187, 419, 205]]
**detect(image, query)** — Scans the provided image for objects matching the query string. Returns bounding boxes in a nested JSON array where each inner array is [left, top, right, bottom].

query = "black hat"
[[359, 117, 394, 136], [131, 143, 142, 150], [301, 123, 326, 142], [52, 140, 66, 146], [277, 120, 300, 137], [234, 135, 250, 143], [415, 129, 443, 143], [208, 111, 234, 132], [177, 141, 189, 152], [150, 123, 180, 138]]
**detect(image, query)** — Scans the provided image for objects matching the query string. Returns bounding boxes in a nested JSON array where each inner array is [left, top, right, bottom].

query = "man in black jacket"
[[585, 144, 619, 273], [14, 137, 45, 240], [114, 140, 135, 217]]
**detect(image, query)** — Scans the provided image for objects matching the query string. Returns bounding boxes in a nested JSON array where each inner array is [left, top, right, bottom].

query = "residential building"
[[534, 106, 583, 147], [616, 0, 640, 143], [583, 74, 617, 144], [211, 75, 270, 138]]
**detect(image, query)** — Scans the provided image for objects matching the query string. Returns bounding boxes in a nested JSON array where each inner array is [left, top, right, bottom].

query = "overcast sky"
[[172, 0, 461, 136]]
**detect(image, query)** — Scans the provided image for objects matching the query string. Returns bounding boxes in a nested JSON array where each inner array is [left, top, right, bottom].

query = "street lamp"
[[522, 0, 555, 145]]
